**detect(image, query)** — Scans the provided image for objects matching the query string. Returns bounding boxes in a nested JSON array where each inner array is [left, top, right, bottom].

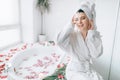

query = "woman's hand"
[[72, 14, 77, 24]]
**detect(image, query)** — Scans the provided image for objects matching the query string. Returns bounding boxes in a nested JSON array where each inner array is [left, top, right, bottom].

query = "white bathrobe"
[[57, 22, 103, 80]]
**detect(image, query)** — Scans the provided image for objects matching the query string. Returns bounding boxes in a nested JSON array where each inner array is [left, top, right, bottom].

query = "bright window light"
[[0, 0, 21, 49], [0, 0, 19, 25], [0, 28, 21, 48]]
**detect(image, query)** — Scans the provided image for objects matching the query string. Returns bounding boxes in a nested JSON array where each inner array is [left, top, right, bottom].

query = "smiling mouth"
[[79, 24, 84, 27]]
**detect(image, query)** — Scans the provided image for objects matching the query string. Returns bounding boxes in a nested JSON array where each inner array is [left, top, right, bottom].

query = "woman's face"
[[74, 12, 90, 32]]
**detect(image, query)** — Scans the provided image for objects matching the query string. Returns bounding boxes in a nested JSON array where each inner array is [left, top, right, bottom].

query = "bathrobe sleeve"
[[86, 30, 103, 58], [57, 22, 74, 53]]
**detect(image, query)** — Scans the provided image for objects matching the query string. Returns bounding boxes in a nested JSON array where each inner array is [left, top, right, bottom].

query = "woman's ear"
[[88, 20, 94, 30]]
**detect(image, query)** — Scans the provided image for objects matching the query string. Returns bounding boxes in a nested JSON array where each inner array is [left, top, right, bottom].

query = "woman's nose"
[[78, 19, 82, 24]]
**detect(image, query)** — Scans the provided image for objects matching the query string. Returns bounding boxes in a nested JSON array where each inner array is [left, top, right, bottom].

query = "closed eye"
[[81, 16, 86, 20]]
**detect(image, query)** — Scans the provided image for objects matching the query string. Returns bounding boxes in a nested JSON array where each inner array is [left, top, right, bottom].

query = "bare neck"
[[80, 31, 87, 40]]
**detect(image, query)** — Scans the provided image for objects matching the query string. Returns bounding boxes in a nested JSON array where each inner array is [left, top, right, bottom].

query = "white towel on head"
[[79, 0, 97, 30]]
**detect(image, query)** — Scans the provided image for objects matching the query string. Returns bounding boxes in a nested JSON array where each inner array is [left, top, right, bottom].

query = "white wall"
[[44, 0, 81, 41], [92, 0, 120, 80], [20, 0, 41, 43], [109, 1, 120, 80], [33, 0, 41, 42]]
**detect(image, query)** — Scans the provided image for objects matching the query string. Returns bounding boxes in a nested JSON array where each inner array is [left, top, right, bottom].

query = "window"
[[0, 0, 21, 50]]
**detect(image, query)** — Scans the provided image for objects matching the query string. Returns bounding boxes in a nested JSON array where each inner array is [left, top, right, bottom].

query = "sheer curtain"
[[0, 0, 21, 50]]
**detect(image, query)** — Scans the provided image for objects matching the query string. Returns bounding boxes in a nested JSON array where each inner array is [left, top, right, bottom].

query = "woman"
[[57, 0, 104, 80]]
